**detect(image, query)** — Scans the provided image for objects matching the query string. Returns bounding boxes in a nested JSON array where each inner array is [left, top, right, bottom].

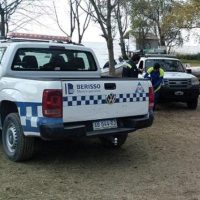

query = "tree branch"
[[52, 1, 70, 37]]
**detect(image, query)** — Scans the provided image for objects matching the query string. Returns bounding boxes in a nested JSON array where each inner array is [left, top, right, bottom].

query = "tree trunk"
[[115, 2, 128, 60], [78, 34, 83, 44], [0, 11, 5, 37], [89, 0, 116, 75], [107, 36, 115, 76], [0, 5, 6, 37], [160, 35, 165, 46], [117, 10, 127, 59], [119, 36, 127, 60], [70, 0, 75, 38], [141, 29, 146, 49], [158, 26, 165, 46], [107, 1, 115, 76]]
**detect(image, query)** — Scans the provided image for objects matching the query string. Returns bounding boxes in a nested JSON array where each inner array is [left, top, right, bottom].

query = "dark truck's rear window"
[[11, 48, 97, 71]]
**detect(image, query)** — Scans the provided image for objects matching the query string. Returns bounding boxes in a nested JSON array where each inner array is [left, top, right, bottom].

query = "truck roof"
[[0, 33, 101, 79], [0, 32, 89, 51], [140, 54, 179, 61], [0, 40, 91, 52]]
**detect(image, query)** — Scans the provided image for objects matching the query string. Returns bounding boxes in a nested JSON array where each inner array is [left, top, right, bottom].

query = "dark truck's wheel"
[[2, 113, 35, 161], [187, 98, 198, 110], [99, 133, 128, 148]]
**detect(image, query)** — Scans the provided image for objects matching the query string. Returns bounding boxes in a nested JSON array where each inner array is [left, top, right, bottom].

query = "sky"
[[6, 0, 200, 66], [10, 0, 104, 43], [9, 0, 200, 50]]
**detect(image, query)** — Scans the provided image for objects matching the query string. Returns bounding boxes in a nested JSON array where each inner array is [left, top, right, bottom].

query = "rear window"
[[11, 48, 97, 71], [145, 59, 185, 72]]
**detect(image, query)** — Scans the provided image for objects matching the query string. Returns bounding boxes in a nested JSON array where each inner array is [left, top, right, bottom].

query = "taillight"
[[149, 87, 154, 111], [42, 89, 63, 118]]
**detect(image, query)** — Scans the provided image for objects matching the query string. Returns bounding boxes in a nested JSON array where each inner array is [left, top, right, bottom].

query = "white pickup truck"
[[137, 55, 199, 109], [0, 33, 154, 161]]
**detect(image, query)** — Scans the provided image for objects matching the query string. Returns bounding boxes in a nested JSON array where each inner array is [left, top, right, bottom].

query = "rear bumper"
[[160, 86, 199, 102], [39, 112, 154, 140]]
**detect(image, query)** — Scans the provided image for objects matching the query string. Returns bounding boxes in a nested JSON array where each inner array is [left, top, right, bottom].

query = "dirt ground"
[[0, 98, 200, 200]]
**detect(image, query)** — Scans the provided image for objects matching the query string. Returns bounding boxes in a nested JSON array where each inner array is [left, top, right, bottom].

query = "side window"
[[76, 53, 90, 70], [12, 54, 23, 69], [59, 54, 68, 62], [177, 61, 185, 72], [138, 61, 144, 70]]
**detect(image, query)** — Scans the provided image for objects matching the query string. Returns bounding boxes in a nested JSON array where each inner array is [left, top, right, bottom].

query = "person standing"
[[144, 63, 164, 110], [122, 54, 140, 78]]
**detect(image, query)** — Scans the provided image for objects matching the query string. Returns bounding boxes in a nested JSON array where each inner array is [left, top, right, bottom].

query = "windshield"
[[145, 59, 185, 72], [12, 48, 97, 71]]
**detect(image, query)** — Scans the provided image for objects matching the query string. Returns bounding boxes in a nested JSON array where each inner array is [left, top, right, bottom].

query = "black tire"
[[187, 98, 198, 110], [2, 113, 35, 162], [99, 133, 128, 148]]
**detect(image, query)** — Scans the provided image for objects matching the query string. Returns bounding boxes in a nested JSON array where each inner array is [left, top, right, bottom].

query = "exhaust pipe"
[[113, 137, 118, 146]]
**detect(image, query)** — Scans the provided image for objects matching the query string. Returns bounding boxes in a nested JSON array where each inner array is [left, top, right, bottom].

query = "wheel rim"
[[5, 123, 18, 153]]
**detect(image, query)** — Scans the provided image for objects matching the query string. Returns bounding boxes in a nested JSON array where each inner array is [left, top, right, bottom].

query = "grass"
[[180, 59, 200, 67]]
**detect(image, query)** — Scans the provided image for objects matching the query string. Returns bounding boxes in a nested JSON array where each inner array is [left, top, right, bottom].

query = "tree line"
[[0, 0, 199, 75]]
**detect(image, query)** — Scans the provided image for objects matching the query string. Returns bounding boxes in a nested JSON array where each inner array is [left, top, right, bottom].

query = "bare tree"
[[70, 0, 92, 43], [69, 0, 75, 38], [114, 0, 130, 59], [0, 0, 53, 36], [0, 0, 24, 37], [53, 1, 70, 37], [87, 0, 119, 76], [53, 0, 92, 43]]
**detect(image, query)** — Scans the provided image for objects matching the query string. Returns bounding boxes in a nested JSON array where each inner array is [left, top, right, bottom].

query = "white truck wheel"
[[2, 113, 35, 161]]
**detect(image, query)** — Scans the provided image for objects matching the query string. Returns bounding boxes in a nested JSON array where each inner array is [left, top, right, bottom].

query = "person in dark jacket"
[[122, 54, 140, 78]]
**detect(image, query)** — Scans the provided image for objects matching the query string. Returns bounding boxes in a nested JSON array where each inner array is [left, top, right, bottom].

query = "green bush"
[[176, 53, 200, 60]]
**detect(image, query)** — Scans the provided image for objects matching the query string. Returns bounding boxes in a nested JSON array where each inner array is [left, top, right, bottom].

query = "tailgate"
[[62, 80, 150, 123]]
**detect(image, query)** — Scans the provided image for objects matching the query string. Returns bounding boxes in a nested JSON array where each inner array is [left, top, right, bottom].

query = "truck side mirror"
[[186, 69, 192, 74]]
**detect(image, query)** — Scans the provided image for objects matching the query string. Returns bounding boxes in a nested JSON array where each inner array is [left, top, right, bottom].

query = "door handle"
[[104, 83, 116, 90]]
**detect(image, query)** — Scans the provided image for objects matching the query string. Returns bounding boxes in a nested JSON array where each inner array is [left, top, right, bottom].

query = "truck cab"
[[138, 54, 199, 109]]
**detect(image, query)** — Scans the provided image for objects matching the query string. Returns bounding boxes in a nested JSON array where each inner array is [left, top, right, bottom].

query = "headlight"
[[191, 77, 199, 85]]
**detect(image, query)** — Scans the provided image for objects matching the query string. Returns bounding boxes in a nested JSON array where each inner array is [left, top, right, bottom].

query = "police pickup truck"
[[0, 33, 154, 161], [137, 54, 199, 109]]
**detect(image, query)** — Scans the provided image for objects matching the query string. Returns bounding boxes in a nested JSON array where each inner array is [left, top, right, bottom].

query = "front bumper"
[[160, 85, 199, 102], [39, 112, 154, 140]]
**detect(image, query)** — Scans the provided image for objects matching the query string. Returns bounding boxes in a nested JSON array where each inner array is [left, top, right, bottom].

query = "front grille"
[[164, 79, 191, 89]]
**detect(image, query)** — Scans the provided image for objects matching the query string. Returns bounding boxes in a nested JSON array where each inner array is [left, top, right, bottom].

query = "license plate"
[[93, 119, 118, 131], [174, 91, 184, 96]]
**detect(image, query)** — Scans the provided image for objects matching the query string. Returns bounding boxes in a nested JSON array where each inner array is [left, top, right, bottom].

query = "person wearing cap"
[[122, 54, 141, 78], [144, 63, 165, 110]]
